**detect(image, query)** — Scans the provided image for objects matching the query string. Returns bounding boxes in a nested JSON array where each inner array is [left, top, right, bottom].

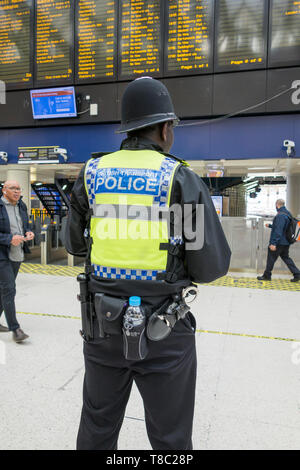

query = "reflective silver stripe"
[[93, 204, 169, 220]]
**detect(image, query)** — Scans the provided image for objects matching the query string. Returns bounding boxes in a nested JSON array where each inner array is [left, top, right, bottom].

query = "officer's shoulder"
[[164, 152, 190, 167], [168, 155, 207, 188], [167, 154, 199, 179], [91, 151, 111, 159], [84, 151, 112, 168]]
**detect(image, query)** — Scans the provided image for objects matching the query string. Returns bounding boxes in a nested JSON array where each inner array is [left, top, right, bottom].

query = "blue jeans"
[[0, 260, 21, 331]]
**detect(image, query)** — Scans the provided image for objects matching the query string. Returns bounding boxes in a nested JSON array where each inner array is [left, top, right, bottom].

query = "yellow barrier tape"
[[16, 311, 300, 343], [17, 311, 80, 321], [196, 329, 300, 343], [20, 263, 300, 291]]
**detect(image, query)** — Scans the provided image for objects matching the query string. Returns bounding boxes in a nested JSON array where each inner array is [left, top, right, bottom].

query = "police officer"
[[65, 77, 231, 450]]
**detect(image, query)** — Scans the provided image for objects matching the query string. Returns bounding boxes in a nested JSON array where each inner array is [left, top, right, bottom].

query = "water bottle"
[[123, 296, 148, 361]]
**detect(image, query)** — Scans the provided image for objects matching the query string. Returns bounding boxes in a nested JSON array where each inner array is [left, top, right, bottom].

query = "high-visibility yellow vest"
[[84, 149, 181, 281]]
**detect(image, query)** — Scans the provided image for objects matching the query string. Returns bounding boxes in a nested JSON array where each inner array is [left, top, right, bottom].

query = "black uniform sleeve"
[[65, 166, 90, 257], [172, 166, 231, 283]]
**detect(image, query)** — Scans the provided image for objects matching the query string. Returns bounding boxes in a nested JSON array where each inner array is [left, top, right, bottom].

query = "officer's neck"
[[121, 135, 165, 153]]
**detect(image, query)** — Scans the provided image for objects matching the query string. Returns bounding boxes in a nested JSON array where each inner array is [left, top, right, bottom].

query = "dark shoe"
[[12, 328, 29, 343], [257, 275, 271, 281], [291, 276, 300, 283], [0, 324, 9, 332]]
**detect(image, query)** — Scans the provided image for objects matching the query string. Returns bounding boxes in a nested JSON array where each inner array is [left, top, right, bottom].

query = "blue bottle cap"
[[129, 296, 141, 307]]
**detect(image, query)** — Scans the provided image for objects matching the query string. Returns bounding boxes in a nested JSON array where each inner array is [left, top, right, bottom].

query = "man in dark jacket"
[[65, 77, 231, 450], [257, 199, 300, 282], [0, 180, 34, 342]]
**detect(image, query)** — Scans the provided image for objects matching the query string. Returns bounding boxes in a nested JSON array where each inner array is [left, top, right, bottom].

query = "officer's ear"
[[161, 122, 169, 143], [161, 121, 174, 153]]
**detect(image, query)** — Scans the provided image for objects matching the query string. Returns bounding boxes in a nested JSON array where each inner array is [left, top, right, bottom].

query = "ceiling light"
[[248, 167, 273, 171]]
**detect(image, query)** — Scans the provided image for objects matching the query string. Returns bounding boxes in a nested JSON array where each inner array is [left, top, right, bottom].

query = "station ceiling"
[[189, 158, 300, 178]]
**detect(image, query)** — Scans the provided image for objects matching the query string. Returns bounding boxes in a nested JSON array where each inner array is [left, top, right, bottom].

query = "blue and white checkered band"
[[170, 236, 184, 246], [85, 158, 101, 206], [154, 157, 178, 207], [92, 264, 165, 281]]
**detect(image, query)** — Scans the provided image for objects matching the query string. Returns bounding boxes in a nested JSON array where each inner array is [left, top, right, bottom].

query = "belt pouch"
[[94, 293, 125, 338], [122, 314, 148, 361]]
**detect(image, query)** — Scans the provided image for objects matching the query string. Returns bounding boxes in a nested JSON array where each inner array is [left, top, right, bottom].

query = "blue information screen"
[[30, 86, 77, 119]]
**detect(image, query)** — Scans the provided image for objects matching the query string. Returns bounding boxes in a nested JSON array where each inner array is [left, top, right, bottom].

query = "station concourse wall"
[[0, 113, 300, 165]]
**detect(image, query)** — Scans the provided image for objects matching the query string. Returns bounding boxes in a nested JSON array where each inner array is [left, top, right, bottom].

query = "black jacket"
[[269, 206, 291, 246], [65, 137, 231, 302], [0, 196, 31, 261]]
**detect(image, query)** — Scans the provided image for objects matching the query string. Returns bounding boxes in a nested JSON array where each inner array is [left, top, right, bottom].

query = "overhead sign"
[[76, 0, 117, 82], [165, 0, 214, 76], [119, 0, 162, 79], [269, 0, 300, 68], [0, 0, 33, 89], [215, 0, 268, 72], [18, 146, 59, 164], [35, 0, 74, 85]]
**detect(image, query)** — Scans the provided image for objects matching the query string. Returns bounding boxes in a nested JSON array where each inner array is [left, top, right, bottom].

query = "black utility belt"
[[77, 273, 198, 361], [93, 293, 191, 340], [93, 292, 190, 361]]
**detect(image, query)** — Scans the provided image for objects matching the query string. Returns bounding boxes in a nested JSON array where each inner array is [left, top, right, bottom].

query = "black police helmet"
[[116, 77, 179, 134]]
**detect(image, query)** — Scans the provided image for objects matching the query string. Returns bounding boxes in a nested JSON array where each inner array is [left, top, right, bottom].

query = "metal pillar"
[[286, 174, 300, 218], [6, 166, 31, 211], [40, 224, 51, 265]]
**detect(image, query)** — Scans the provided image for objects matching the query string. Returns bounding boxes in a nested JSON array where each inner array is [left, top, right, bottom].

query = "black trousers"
[[264, 245, 300, 278], [0, 259, 21, 331], [76, 313, 197, 450]]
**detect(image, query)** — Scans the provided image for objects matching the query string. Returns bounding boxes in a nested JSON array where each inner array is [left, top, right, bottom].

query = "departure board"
[[118, 0, 162, 79], [0, 0, 33, 88], [35, 0, 73, 84], [215, 0, 267, 72], [1, 0, 300, 92], [75, 0, 117, 82], [269, 0, 300, 67], [165, 0, 214, 76]]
